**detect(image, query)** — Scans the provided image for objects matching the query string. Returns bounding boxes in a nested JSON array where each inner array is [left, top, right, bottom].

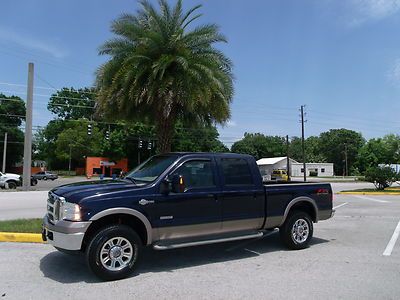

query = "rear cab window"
[[220, 158, 254, 186]]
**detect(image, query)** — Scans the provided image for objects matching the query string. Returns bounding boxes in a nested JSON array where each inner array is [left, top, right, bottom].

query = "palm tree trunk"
[[156, 112, 175, 153]]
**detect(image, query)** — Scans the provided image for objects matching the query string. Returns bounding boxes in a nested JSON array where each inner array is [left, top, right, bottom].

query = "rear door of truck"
[[216, 156, 265, 233]]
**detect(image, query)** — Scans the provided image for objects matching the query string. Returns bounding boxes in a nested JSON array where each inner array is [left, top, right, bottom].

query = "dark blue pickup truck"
[[42, 152, 334, 280]]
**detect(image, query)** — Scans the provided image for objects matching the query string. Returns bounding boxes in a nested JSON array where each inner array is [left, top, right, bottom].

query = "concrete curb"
[[0, 232, 45, 243], [337, 191, 400, 195]]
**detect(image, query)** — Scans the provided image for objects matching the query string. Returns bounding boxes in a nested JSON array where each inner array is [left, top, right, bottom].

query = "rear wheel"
[[43, 176, 47, 180], [279, 211, 313, 250], [86, 225, 141, 281]]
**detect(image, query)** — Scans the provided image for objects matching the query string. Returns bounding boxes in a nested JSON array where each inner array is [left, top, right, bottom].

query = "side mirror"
[[171, 174, 185, 193], [160, 177, 171, 195]]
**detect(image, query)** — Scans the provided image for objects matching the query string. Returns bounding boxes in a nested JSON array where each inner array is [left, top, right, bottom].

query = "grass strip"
[[0, 218, 42, 233]]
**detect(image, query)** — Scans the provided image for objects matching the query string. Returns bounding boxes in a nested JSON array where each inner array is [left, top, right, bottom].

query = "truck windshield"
[[125, 154, 178, 183]]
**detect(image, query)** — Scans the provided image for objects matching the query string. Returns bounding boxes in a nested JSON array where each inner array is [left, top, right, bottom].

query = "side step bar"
[[153, 231, 265, 250]]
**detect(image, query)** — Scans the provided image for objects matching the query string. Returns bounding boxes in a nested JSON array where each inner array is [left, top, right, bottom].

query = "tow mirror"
[[171, 174, 185, 193], [160, 177, 171, 195]]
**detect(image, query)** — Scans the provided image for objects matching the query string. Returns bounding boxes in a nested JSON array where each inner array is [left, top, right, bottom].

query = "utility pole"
[[286, 135, 291, 181], [300, 105, 307, 182], [344, 143, 348, 177], [68, 145, 72, 173], [22, 63, 34, 190], [2, 132, 7, 173]]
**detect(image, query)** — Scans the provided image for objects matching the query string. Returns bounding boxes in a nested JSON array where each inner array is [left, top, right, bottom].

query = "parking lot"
[[0, 192, 399, 299]]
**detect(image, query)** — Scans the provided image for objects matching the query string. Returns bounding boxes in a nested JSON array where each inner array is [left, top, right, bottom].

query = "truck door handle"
[[139, 199, 155, 205]]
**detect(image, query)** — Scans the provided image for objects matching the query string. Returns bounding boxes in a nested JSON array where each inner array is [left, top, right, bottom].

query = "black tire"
[[43, 176, 47, 181], [7, 181, 17, 189], [279, 210, 313, 250], [86, 225, 141, 281], [31, 179, 38, 186]]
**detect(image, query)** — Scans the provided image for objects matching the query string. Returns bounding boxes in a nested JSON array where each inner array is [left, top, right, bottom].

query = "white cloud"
[[387, 58, 400, 85], [226, 120, 237, 127], [0, 27, 67, 58], [348, 0, 400, 26]]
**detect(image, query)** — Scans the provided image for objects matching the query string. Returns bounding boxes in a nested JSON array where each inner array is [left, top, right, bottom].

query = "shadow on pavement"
[[40, 232, 329, 284]]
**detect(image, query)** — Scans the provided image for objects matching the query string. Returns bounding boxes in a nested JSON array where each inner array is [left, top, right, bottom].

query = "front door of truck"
[[155, 157, 222, 240]]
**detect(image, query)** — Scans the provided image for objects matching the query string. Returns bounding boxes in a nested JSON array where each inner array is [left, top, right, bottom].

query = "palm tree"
[[96, 0, 234, 153]]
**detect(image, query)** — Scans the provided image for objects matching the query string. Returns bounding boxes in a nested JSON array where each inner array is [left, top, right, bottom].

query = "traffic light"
[[87, 124, 92, 135], [138, 140, 143, 149], [147, 140, 152, 150], [105, 130, 110, 140]]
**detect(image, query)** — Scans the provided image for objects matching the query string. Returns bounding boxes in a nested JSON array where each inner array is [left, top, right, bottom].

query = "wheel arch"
[[280, 197, 318, 226], [83, 208, 153, 249]]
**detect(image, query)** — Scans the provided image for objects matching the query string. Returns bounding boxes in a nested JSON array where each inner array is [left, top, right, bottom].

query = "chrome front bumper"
[[42, 216, 91, 251]]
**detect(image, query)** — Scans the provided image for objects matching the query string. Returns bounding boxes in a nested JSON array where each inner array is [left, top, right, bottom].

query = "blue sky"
[[1, 0, 400, 146]]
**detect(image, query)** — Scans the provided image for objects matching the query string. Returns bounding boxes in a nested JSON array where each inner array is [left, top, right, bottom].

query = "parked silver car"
[[32, 171, 58, 181]]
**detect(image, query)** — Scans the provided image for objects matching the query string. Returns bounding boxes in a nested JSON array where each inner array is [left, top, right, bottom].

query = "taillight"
[[316, 188, 329, 195]]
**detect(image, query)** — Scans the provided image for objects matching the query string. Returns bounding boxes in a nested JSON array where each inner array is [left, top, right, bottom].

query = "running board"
[[153, 231, 264, 250]]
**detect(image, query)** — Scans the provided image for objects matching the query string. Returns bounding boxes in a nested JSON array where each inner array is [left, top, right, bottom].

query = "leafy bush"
[[364, 166, 399, 190]]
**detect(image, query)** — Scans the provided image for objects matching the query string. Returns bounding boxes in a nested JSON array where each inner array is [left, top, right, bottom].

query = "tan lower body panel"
[[156, 218, 264, 241]]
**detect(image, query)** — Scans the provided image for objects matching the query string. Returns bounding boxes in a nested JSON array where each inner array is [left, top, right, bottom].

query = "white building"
[[256, 157, 334, 178]]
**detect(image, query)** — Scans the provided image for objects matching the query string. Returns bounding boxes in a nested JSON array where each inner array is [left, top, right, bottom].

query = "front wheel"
[[86, 225, 141, 281], [7, 181, 17, 189], [279, 211, 313, 250]]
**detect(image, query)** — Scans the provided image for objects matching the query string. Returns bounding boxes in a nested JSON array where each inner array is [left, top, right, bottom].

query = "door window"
[[173, 160, 215, 189], [221, 158, 253, 186]]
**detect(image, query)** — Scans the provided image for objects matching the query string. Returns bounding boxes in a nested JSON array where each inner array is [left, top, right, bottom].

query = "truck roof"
[[164, 152, 254, 159]]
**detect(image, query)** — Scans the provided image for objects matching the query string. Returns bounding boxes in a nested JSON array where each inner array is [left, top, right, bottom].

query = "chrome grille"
[[47, 192, 60, 224]]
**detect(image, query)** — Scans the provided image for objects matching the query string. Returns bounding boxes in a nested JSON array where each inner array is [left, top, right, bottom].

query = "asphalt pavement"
[[0, 193, 399, 299]]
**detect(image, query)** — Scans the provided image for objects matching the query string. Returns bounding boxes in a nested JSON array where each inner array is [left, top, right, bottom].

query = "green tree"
[[381, 134, 400, 164], [47, 87, 97, 120], [0, 94, 26, 170], [355, 138, 386, 173], [173, 123, 229, 153], [55, 120, 103, 168], [231, 133, 286, 160], [365, 166, 399, 190], [318, 129, 365, 175], [289, 136, 326, 163], [96, 0, 234, 153]]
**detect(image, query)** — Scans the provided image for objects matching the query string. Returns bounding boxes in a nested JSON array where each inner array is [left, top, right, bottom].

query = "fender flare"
[[89, 208, 153, 245], [279, 196, 319, 226]]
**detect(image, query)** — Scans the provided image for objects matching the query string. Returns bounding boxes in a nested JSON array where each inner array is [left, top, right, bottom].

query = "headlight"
[[59, 198, 81, 221]]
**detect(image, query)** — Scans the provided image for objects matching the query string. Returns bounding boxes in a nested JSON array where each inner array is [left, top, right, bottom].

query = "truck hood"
[[51, 179, 141, 202], [0, 173, 20, 180]]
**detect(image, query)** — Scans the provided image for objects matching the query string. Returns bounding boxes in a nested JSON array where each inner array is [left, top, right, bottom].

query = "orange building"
[[86, 157, 128, 177]]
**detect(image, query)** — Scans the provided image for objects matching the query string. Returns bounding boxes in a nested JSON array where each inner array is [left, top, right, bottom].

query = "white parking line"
[[333, 202, 348, 210], [383, 220, 400, 256], [244, 248, 260, 255], [352, 195, 389, 203]]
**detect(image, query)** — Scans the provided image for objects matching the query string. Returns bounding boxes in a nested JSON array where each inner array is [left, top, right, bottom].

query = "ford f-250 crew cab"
[[42, 153, 334, 281]]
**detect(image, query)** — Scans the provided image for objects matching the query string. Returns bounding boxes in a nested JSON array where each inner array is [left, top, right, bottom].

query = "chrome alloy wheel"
[[100, 237, 133, 271], [291, 219, 309, 244]]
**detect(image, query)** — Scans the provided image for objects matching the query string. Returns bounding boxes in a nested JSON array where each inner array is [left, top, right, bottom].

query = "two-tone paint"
[[43, 153, 333, 250]]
